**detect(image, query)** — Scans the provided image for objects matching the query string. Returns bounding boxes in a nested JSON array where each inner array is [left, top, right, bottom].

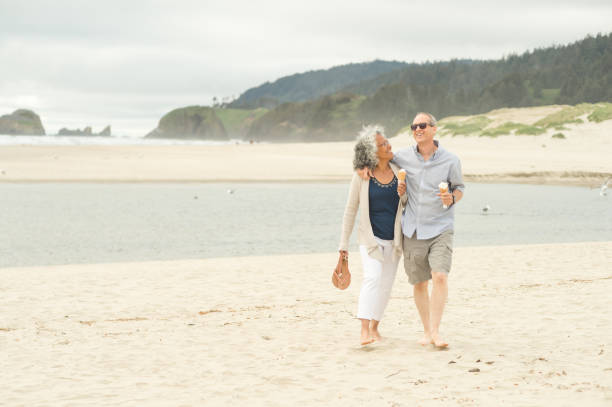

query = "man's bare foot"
[[431, 333, 448, 348], [370, 329, 382, 342], [418, 334, 433, 346]]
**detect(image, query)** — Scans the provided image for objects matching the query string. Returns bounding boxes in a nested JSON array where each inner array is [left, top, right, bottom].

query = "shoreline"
[[1, 171, 609, 187]]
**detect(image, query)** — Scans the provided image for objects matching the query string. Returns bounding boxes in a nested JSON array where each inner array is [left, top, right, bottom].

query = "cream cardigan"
[[338, 163, 407, 262]]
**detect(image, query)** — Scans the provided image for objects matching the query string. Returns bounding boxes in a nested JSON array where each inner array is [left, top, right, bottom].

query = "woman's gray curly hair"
[[353, 125, 383, 170]]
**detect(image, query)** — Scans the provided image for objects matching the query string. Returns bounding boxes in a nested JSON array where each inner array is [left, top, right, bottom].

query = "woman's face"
[[375, 133, 393, 161]]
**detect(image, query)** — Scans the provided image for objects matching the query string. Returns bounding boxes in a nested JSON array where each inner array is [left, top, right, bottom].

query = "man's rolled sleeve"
[[450, 158, 465, 192]]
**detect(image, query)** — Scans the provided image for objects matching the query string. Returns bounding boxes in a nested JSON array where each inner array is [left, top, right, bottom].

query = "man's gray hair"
[[353, 124, 383, 170], [415, 112, 437, 126]]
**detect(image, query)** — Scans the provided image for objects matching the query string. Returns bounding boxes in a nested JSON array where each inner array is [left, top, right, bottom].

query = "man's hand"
[[397, 181, 406, 197], [357, 167, 372, 180], [436, 191, 453, 207], [339, 250, 348, 258]]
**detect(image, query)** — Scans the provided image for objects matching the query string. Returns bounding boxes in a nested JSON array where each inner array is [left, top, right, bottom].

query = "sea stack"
[[0, 109, 45, 135]]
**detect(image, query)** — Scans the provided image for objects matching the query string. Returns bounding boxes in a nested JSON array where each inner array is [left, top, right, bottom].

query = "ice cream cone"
[[398, 169, 406, 182], [439, 182, 449, 208]]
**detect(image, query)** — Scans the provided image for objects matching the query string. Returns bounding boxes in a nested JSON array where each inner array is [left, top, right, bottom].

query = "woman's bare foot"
[[361, 322, 374, 345], [431, 333, 448, 348], [369, 320, 382, 342], [418, 333, 433, 346], [361, 332, 374, 345]]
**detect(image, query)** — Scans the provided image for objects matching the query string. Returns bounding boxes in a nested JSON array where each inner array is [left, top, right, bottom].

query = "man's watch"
[[451, 193, 456, 206]]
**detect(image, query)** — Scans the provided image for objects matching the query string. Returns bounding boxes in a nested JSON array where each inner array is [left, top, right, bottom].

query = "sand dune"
[[1, 242, 611, 405]]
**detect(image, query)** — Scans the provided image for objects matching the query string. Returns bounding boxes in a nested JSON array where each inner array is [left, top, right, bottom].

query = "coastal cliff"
[[146, 106, 227, 140]]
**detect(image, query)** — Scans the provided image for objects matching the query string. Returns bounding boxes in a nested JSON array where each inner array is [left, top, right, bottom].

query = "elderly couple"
[[339, 112, 464, 347]]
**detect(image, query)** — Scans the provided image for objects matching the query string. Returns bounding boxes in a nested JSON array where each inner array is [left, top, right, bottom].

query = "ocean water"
[[1, 183, 610, 268], [0, 134, 246, 146]]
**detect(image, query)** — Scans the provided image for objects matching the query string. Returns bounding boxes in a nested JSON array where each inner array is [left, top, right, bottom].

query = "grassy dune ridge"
[[434, 103, 612, 138]]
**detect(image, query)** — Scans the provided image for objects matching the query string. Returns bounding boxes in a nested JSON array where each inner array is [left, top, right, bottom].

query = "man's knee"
[[414, 280, 428, 292], [431, 271, 448, 285]]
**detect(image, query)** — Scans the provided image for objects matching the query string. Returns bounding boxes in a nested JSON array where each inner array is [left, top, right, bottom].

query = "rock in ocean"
[[0, 109, 45, 135], [57, 126, 111, 136]]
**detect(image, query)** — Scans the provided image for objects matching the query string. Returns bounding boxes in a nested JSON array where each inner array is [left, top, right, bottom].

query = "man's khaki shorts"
[[403, 229, 454, 285]]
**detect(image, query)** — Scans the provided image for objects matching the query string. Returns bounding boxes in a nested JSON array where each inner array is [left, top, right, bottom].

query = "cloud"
[[0, 0, 610, 136]]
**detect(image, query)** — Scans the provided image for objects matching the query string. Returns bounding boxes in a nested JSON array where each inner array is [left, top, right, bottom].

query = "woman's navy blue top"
[[369, 175, 400, 240]]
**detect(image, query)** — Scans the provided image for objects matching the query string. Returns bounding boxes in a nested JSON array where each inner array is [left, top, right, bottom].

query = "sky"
[[1, 0, 611, 137]]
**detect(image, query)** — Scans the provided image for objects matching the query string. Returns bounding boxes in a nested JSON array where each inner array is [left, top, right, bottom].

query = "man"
[[360, 112, 464, 348]]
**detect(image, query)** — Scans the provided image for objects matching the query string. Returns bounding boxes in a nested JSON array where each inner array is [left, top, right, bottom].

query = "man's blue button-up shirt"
[[392, 141, 465, 240]]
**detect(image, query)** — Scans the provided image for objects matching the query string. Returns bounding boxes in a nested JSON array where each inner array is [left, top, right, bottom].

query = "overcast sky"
[[1, 0, 610, 136]]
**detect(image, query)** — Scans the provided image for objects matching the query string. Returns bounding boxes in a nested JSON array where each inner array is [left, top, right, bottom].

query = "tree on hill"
[[230, 60, 407, 108]]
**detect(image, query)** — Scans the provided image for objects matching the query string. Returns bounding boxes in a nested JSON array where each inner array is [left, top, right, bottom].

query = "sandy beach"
[[0, 109, 611, 186], [2, 105, 611, 405], [1, 242, 611, 406]]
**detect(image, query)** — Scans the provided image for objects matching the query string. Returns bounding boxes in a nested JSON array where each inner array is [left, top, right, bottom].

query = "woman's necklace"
[[373, 166, 395, 185], [373, 166, 392, 178]]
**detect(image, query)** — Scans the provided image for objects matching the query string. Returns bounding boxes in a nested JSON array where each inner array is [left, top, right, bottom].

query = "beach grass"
[[479, 122, 522, 137], [534, 104, 593, 128], [515, 125, 546, 135], [438, 115, 493, 136], [397, 103, 612, 138], [587, 102, 612, 123], [478, 122, 546, 137]]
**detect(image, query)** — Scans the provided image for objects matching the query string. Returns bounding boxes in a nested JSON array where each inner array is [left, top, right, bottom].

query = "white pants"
[[357, 238, 399, 321]]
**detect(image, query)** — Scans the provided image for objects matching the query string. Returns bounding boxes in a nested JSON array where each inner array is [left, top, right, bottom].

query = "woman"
[[339, 125, 406, 345]]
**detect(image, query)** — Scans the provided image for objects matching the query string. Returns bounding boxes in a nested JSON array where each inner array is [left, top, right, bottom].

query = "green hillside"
[[245, 33, 612, 141], [152, 33, 611, 142], [247, 93, 366, 142], [230, 60, 407, 108], [145, 106, 268, 140], [213, 107, 268, 139], [145, 106, 227, 140]]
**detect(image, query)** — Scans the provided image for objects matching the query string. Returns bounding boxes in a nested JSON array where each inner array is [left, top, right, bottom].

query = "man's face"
[[412, 114, 436, 144]]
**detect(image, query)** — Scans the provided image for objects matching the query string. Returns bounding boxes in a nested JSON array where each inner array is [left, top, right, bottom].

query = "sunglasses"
[[410, 123, 431, 131]]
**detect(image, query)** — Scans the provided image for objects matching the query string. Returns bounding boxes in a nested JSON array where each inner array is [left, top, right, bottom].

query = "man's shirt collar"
[[414, 140, 440, 160]]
